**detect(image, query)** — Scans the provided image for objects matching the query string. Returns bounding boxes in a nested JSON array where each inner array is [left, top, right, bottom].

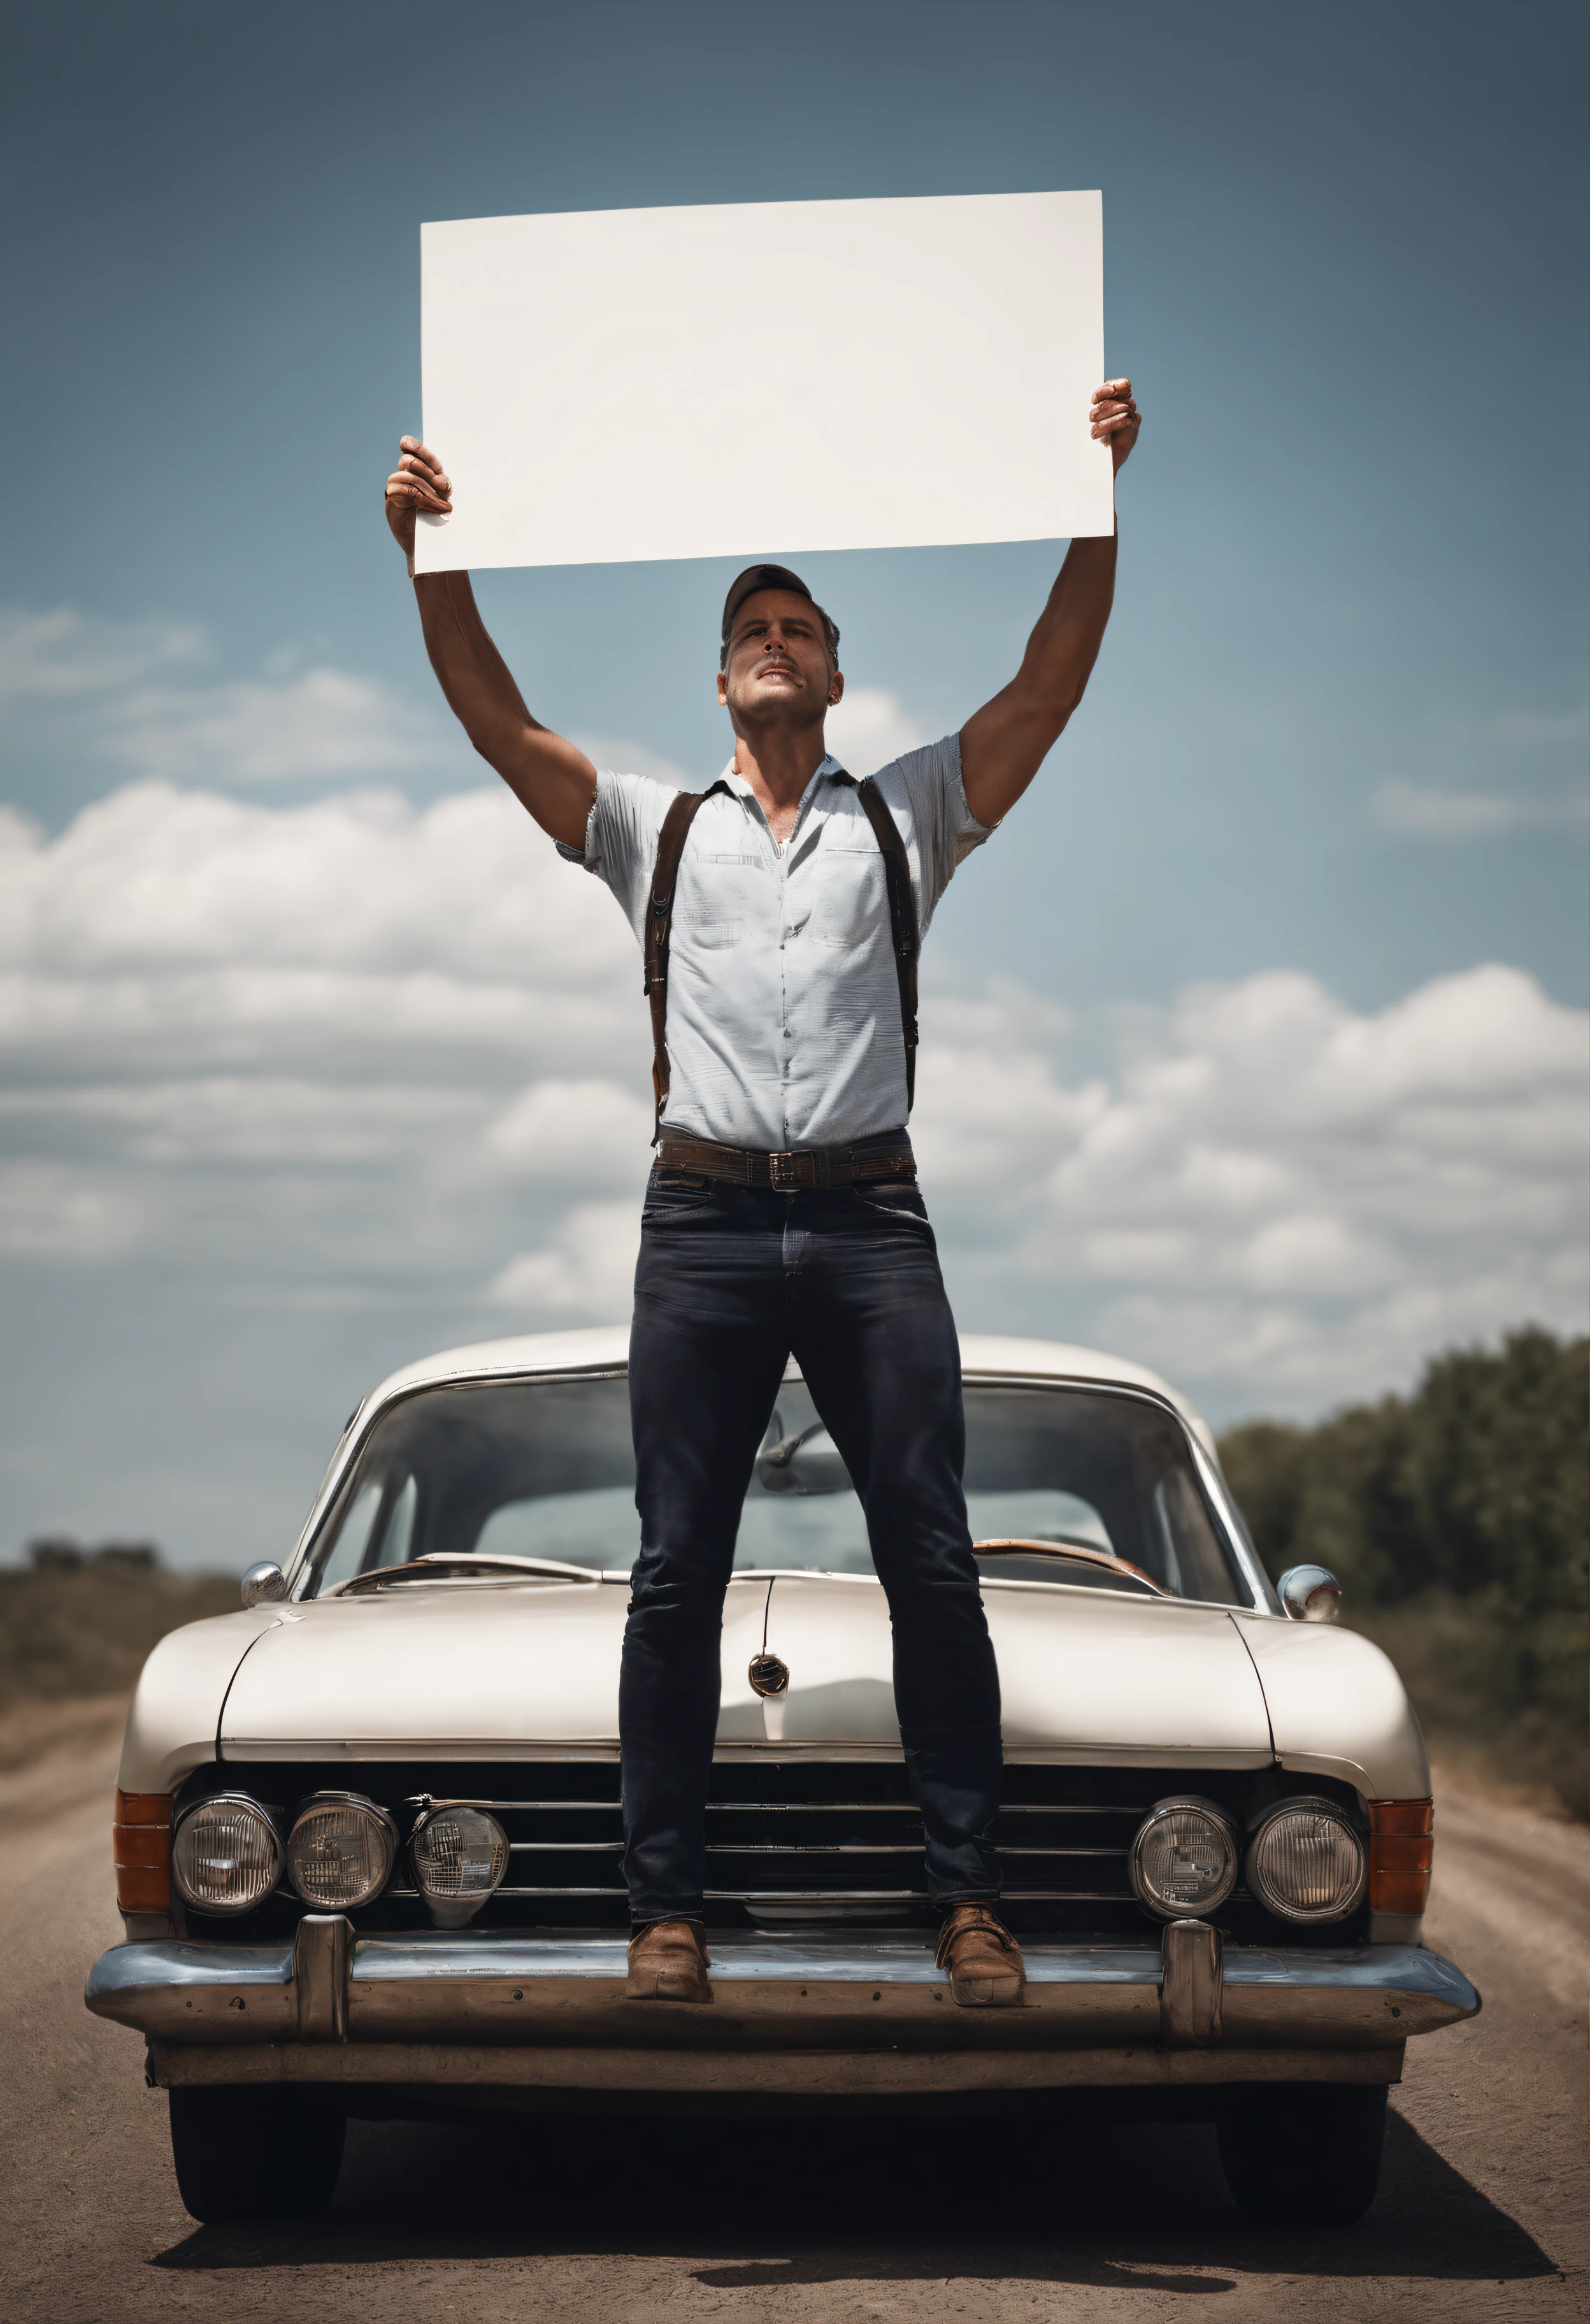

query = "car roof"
[[359, 1327, 1218, 1458]]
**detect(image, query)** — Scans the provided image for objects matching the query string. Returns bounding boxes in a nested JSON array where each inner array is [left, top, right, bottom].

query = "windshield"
[[302, 1375, 1250, 1606]]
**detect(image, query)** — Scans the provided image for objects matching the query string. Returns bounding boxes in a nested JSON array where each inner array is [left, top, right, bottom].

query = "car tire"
[[1216, 2083, 1387, 2226], [168, 2085, 345, 2222]]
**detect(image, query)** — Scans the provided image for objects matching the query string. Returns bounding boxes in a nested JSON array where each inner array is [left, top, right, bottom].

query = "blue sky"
[[2, 0, 1586, 1566]]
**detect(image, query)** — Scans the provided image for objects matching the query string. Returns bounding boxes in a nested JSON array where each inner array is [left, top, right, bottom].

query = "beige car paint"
[[119, 1605, 288, 1793], [1231, 1609, 1431, 1801], [754, 1574, 1274, 1764], [200, 1571, 1277, 1775]]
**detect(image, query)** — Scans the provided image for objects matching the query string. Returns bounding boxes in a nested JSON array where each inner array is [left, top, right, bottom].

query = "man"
[[383, 380, 1142, 2005]]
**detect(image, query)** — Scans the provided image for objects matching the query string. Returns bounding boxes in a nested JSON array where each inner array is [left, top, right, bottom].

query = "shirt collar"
[[719, 752, 849, 796]]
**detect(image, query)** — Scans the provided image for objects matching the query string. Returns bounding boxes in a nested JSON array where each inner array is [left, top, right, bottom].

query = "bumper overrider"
[[86, 1923, 1480, 2096]]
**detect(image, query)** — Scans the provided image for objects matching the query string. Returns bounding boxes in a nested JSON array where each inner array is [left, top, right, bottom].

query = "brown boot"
[[626, 1918, 713, 2003], [936, 1904, 1026, 2007]]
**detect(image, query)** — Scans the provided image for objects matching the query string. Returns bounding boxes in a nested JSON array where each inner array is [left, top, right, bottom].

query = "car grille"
[[385, 1761, 1143, 1910], [180, 1756, 1366, 1945]]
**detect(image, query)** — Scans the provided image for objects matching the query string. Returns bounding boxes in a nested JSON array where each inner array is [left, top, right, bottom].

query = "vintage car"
[[87, 1328, 1479, 2225]]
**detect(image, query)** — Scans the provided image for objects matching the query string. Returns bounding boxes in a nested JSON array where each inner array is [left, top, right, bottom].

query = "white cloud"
[[0, 779, 631, 989], [1372, 778, 1590, 840], [3, 782, 1583, 1405], [0, 606, 208, 701], [0, 779, 653, 1300], [1, 603, 461, 784], [912, 961, 1589, 1407], [104, 667, 447, 783], [487, 1202, 642, 1315], [487, 1079, 656, 1188], [0, 1163, 143, 1260], [0, 776, 1585, 1561], [822, 685, 935, 775]]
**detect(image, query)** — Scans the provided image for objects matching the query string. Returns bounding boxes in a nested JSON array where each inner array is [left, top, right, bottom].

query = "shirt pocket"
[[676, 854, 765, 951], [678, 914, 748, 950], [805, 850, 889, 948]]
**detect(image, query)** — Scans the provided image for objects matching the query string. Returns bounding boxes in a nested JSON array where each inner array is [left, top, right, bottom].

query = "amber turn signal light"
[[1368, 1797, 1433, 1915], [114, 1789, 173, 1915]]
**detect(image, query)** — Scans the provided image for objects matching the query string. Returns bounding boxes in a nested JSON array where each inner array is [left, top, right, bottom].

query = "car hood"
[[206, 1571, 1271, 1767], [119, 1572, 1426, 1803]]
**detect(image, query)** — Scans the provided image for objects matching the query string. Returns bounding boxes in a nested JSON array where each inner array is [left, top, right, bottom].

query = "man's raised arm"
[[384, 437, 597, 851], [958, 381, 1142, 831]]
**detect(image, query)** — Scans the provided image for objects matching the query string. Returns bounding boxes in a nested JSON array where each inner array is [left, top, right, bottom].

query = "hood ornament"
[[748, 1652, 789, 1698]]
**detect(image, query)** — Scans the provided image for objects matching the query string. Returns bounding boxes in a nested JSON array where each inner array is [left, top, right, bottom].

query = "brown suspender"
[[643, 781, 724, 1133], [643, 773, 920, 1137], [852, 774, 920, 1111]]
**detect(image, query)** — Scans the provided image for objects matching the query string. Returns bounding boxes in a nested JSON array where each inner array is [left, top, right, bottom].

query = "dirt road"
[[2, 1704, 1584, 2323]]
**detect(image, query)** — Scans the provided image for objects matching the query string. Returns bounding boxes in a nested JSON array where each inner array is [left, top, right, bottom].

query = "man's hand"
[[1090, 379, 1142, 475], [383, 437, 453, 560]]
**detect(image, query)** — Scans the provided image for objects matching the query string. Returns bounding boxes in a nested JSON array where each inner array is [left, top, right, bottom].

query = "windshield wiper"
[[971, 1539, 1166, 1595], [333, 1554, 599, 1595]]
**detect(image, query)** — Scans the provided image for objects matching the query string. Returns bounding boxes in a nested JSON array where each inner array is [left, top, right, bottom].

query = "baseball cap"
[[720, 563, 815, 643]]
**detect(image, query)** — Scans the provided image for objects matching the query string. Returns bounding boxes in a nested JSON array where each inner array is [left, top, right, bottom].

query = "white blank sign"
[[414, 190, 1111, 574]]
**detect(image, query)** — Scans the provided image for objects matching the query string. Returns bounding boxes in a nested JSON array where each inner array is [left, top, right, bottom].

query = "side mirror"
[[1277, 1563, 1342, 1623], [241, 1560, 289, 1609]]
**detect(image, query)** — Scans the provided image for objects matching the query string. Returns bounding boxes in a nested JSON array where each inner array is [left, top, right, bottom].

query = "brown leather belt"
[[655, 1135, 915, 1191]]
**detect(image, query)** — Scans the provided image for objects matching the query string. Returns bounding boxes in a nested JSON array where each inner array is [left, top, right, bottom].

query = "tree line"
[[1219, 1325, 1587, 1816]]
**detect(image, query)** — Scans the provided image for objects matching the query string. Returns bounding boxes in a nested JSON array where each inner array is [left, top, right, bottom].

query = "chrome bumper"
[[86, 1923, 1479, 2096]]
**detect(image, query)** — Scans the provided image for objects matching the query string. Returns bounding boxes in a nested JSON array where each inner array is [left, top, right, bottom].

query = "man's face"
[[717, 590, 843, 730]]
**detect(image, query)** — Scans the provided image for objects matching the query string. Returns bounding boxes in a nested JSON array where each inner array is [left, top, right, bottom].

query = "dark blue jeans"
[[620, 1165, 1003, 1925]]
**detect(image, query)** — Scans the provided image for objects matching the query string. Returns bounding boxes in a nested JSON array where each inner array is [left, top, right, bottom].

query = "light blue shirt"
[[564, 736, 992, 1149]]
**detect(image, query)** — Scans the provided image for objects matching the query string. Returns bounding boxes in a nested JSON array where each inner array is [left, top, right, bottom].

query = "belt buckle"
[[768, 1150, 803, 1190]]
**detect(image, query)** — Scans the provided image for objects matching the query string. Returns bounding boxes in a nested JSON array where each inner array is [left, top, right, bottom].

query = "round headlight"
[[1130, 1797, 1239, 1919], [410, 1804, 508, 1920], [287, 1793, 397, 1909], [172, 1793, 281, 1916], [1247, 1798, 1366, 1923]]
